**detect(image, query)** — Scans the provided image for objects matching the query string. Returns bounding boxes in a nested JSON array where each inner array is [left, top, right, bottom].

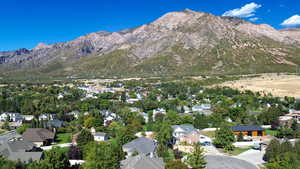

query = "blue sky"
[[0, 0, 300, 51]]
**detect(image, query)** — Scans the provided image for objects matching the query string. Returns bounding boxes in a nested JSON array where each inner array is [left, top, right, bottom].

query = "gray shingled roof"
[[23, 128, 55, 142], [123, 137, 157, 155], [121, 155, 164, 169], [0, 140, 43, 162], [231, 125, 264, 132], [94, 132, 107, 137], [172, 124, 197, 134]]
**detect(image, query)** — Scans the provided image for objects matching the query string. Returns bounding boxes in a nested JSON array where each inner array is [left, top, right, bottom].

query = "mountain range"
[[1, 9, 300, 78]]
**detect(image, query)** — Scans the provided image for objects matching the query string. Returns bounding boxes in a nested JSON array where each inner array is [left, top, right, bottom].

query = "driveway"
[[41, 143, 72, 150], [0, 131, 21, 143], [206, 155, 258, 169], [235, 149, 265, 166]]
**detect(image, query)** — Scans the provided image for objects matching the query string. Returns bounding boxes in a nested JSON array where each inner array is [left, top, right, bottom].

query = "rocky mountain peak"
[[0, 10, 300, 77], [34, 43, 51, 50]]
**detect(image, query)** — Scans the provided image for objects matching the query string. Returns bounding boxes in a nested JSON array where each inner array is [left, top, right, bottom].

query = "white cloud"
[[249, 17, 259, 22], [222, 2, 262, 18], [281, 15, 300, 26]]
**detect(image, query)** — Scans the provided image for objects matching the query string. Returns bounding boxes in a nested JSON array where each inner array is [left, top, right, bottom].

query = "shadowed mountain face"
[[1, 9, 300, 78]]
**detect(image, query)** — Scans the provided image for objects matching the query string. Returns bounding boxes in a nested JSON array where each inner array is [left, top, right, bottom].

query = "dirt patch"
[[218, 74, 300, 98]]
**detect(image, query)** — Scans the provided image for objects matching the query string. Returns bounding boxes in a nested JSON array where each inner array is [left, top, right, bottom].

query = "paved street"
[[206, 155, 258, 169], [236, 149, 265, 166]]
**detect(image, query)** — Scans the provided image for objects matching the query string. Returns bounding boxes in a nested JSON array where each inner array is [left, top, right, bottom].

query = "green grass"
[[266, 129, 279, 136], [228, 147, 252, 156], [0, 130, 6, 135], [200, 131, 216, 139], [55, 133, 72, 144]]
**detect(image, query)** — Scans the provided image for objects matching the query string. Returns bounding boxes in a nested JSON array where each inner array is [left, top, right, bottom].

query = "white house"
[[0, 113, 23, 122], [38, 114, 56, 121], [57, 93, 64, 99], [100, 110, 120, 126], [22, 115, 34, 121], [90, 127, 108, 142], [94, 132, 108, 142], [67, 110, 80, 119]]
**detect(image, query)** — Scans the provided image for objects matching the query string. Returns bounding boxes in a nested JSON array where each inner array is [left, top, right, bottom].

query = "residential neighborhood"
[[0, 78, 300, 169]]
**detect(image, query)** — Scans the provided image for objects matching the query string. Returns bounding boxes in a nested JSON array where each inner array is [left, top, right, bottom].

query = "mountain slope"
[[1, 9, 300, 78]]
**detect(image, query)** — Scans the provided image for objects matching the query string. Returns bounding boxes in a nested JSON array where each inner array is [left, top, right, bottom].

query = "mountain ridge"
[[1, 9, 300, 78]]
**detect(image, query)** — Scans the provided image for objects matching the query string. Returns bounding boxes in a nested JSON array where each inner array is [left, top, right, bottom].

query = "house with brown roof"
[[22, 128, 55, 147]]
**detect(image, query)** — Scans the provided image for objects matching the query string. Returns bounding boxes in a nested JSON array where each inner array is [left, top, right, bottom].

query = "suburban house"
[[172, 124, 197, 142], [67, 110, 80, 119], [231, 125, 266, 137], [38, 114, 56, 121], [120, 155, 164, 169], [122, 137, 157, 158], [100, 110, 120, 126], [94, 132, 108, 142], [0, 112, 23, 122], [91, 127, 108, 142], [171, 124, 211, 145], [279, 115, 294, 127], [23, 128, 55, 147], [278, 110, 300, 126], [22, 115, 35, 122], [192, 104, 212, 113], [0, 140, 43, 162]]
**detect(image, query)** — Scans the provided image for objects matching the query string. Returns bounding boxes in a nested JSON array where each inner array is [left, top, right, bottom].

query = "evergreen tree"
[[264, 139, 281, 162], [213, 125, 235, 151], [77, 129, 94, 150], [187, 144, 206, 169], [237, 132, 244, 142]]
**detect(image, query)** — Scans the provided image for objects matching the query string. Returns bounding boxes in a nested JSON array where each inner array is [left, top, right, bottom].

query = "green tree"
[[84, 117, 103, 128], [237, 132, 244, 142], [166, 160, 189, 169], [264, 139, 281, 162], [83, 142, 119, 169], [193, 114, 209, 129], [213, 125, 235, 151], [187, 144, 206, 169], [77, 129, 94, 150], [2, 121, 10, 131], [27, 148, 71, 169], [0, 155, 17, 169], [156, 122, 172, 145], [40, 147, 70, 169]]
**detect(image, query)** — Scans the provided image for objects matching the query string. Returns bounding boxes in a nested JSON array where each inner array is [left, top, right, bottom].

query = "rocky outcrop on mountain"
[[0, 9, 299, 77]]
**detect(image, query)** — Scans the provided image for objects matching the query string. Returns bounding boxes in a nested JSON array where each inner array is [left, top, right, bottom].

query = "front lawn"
[[200, 130, 215, 139], [56, 133, 72, 144], [228, 147, 252, 156]]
